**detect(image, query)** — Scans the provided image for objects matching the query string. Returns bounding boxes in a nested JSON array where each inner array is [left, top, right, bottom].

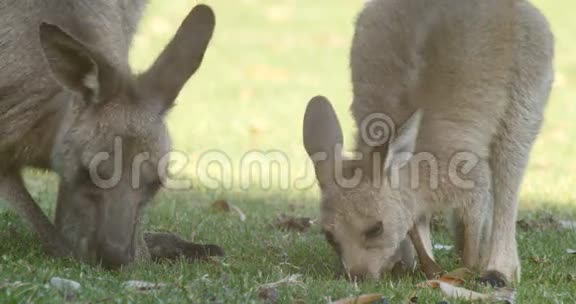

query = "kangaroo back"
[[351, 0, 530, 159], [0, 0, 147, 153]]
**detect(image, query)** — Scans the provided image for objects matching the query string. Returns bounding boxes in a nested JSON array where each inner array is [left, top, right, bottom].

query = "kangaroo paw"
[[144, 232, 224, 262], [478, 270, 509, 288]]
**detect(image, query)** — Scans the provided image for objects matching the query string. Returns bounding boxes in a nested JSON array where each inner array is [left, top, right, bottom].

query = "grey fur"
[[0, 0, 218, 268], [303, 0, 554, 284]]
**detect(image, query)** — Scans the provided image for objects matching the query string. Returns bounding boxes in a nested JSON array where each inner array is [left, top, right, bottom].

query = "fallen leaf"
[[438, 282, 489, 301], [417, 268, 472, 288], [443, 268, 474, 283], [274, 214, 313, 232], [212, 199, 231, 212], [258, 274, 305, 290], [0, 281, 30, 290], [331, 293, 386, 304], [229, 205, 247, 222], [438, 282, 516, 303], [123, 280, 167, 291], [567, 249, 576, 254], [257, 286, 279, 304], [212, 200, 247, 222], [531, 255, 549, 265], [516, 216, 562, 231], [560, 221, 576, 230]]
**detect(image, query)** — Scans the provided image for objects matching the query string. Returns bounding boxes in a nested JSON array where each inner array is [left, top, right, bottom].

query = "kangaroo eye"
[[365, 222, 384, 239]]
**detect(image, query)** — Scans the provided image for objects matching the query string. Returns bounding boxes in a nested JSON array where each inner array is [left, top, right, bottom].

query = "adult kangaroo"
[[0, 0, 222, 269], [303, 0, 554, 285]]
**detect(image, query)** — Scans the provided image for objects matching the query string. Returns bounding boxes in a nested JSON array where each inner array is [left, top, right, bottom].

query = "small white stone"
[[49, 277, 81, 292], [433, 244, 454, 251], [560, 221, 576, 230], [123, 280, 166, 291]]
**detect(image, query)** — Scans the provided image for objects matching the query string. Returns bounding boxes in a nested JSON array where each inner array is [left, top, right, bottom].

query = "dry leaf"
[[438, 282, 516, 303], [0, 281, 30, 290], [257, 286, 279, 304], [560, 220, 576, 230], [443, 268, 473, 283], [274, 214, 313, 232], [531, 255, 549, 264], [212, 200, 247, 222], [212, 199, 231, 212], [417, 268, 472, 288], [229, 205, 247, 222], [123, 280, 167, 291], [516, 216, 562, 231], [418, 267, 515, 303], [416, 280, 440, 289], [438, 282, 491, 301], [331, 293, 386, 304], [258, 274, 304, 290]]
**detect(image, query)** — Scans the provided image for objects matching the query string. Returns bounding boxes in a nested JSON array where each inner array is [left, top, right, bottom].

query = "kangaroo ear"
[[39, 23, 119, 104], [138, 4, 215, 114], [303, 96, 344, 185], [385, 110, 422, 169], [363, 110, 422, 180]]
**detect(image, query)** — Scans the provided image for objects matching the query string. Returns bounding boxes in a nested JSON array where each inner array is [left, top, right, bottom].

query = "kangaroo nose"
[[97, 243, 133, 270]]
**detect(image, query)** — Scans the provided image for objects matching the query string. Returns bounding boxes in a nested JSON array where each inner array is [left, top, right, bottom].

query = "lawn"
[[1, 0, 576, 303]]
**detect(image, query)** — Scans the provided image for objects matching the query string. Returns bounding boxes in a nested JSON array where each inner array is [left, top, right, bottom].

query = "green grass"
[[2, 0, 576, 303]]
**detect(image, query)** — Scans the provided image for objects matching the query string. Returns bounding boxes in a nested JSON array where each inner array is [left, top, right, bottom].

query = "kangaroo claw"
[[408, 227, 444, 279], [478, 271, 508, 288]]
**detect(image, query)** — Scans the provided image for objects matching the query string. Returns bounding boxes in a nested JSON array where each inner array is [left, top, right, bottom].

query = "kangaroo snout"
[[345, 266, 381, 282], [97, 241, 134, 270]]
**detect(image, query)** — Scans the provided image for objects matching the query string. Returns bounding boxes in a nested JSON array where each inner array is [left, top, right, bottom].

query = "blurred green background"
[[133, 0, 575, 208]]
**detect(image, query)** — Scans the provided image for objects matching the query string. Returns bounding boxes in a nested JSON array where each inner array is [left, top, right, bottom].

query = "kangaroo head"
[[303, 96, 421, 280], [38, 5, 215, 269]]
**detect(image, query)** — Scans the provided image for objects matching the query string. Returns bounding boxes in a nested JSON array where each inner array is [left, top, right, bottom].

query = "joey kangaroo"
[[0, 1, 222, 268], [303, 0, 554, 284]]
